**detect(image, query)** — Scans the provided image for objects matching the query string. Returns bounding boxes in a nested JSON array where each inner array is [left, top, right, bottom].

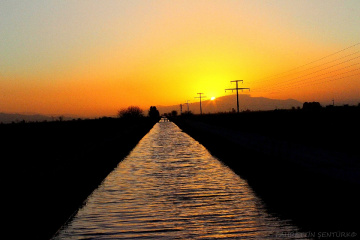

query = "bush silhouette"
[[303, 102, 322, 111], [171, 110, 178, 117], [118, 106, 143, 119]]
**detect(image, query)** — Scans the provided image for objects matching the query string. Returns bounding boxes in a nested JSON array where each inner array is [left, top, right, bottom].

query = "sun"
[[210, 97, 216, 101]]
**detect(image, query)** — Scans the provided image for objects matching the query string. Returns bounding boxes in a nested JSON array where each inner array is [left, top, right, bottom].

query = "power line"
[[255, 51, 360, 92], [256, 51, 360, 91], [274, 68, 360, 91], [264, 68, 360, 97], [255, 42, 360, 84], [256, 60, 360, 93], [253, 43, 360, 93]]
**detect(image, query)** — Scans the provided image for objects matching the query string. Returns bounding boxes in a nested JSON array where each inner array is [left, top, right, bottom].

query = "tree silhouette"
[[118, 106, 143, 119], [148, 106, 160, 119]]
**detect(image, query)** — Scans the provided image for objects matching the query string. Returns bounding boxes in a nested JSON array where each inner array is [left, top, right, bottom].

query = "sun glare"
[[211, 97, 216, 100]]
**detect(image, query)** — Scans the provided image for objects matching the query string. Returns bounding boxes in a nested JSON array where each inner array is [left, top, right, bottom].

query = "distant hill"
[[157, 94, 302, 114], [0, 113, 75, 123]]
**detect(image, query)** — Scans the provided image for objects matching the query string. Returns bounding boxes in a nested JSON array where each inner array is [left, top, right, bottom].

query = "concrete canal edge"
[[172, 117, 360, 233]]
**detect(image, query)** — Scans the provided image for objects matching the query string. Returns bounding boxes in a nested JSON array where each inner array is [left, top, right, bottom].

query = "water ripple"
[[53, 121, 307, 239]]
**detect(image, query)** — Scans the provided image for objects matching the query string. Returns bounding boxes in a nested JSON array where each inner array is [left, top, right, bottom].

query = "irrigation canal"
[[53, 119, 306, 239]]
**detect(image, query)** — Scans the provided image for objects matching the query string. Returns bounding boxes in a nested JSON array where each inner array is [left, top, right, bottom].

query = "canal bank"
[[3, 117, 157, 239], [172, 114, 360, 234]]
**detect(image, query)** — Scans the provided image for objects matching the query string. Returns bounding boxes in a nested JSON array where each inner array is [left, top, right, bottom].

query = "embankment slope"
[[172, 109, 360, 233], [3, 117, 157, 239]]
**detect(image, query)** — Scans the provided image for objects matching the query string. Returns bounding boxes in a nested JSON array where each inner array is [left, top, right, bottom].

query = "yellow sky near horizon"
[[1, 0, 359, 117]]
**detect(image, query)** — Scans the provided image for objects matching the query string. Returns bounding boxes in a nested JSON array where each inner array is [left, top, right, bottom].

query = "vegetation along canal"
[[53, 119, 305, 239]]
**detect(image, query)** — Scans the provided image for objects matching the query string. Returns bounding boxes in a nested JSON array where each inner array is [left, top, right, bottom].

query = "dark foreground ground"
[[2, 117, 157, 239], [172, 107, 360, 236]]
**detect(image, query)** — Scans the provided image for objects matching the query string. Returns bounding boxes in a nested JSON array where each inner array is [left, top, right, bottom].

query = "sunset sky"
[[1, 0, 359, 117]]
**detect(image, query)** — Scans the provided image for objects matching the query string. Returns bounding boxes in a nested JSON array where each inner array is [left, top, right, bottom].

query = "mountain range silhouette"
[[157, 94, 302, 114]]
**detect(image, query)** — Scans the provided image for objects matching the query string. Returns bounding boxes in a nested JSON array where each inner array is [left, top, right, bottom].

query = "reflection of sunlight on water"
[[54, 121, 307, 239]]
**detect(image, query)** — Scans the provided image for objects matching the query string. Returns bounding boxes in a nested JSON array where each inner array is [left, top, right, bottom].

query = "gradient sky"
[[1, 0, 359, 117]]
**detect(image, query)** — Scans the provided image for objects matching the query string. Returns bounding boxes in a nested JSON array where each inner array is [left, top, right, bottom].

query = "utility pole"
[[225, 80, 250, 113], [184, 100, 190, 112], [195, 93, 206, 115]]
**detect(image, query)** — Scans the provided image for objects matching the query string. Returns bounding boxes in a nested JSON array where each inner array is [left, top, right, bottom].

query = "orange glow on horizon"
[[1, 1, 359, 117]]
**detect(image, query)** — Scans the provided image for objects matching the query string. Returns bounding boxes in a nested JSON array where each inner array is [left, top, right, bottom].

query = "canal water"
[[53, 121, 306, 239]]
